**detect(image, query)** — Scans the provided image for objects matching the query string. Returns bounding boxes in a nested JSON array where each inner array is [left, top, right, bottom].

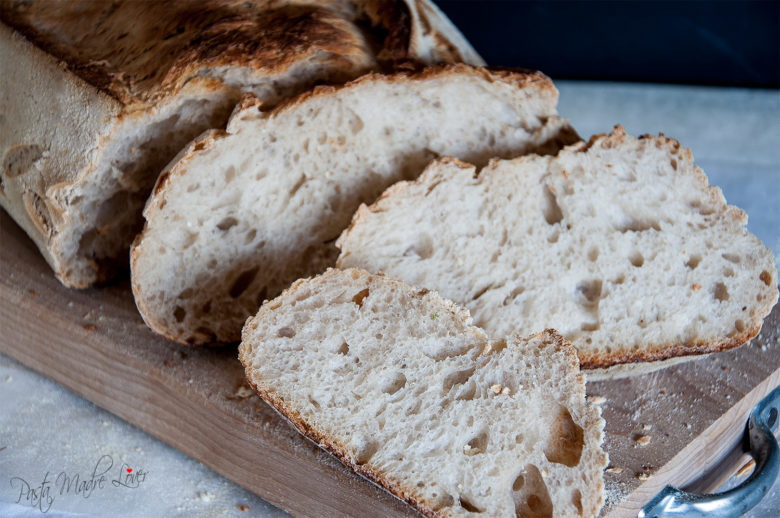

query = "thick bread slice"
[[131, 64, 579, 345], [239, 268, 607, 518], [337, 126, 779, 377], [0, 0, 479, 288]]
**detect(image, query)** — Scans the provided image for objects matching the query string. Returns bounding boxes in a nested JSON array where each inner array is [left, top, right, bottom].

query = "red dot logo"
[[127, 468, 132, 473]]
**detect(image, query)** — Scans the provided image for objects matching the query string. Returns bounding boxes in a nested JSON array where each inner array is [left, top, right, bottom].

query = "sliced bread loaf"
[[0, 0, 479, 288], [336, 126, 779, 377], [239, 268, 607, 518], [131, 64, 579, 345]]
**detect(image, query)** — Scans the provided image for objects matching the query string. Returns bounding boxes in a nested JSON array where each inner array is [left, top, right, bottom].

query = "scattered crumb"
[[637, 472, 652, 481], [691, 283, 702, 291], [490, 384, 502, 395], [234, 385, 254, 399], [501, 386, 511, 396], [588, 395, 606, 405], [642, 424, 651, 431], [736, 459, 756, 478], [237, 504, 251, 512], [634, 434, 651, 446], [431, 312, 438, 320], [605, 466, 622, 474], [196, 491, 216, 502]]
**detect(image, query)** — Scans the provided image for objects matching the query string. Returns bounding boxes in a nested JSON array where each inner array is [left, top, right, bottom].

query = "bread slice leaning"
[[0, 0, 480, 288], [131, 64, 579, 345], [239, 268, 607, 518], [336, 126, 779, 378]]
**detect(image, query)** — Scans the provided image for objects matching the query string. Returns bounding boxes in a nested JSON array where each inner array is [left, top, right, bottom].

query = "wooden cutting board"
[[1, 209, 778, 517]]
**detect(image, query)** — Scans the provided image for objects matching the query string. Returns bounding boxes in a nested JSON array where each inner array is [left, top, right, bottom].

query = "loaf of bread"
[[336, 126, 779, 378], [131, 64, 579, 345], [239, 268, 607, 518], [0, 0, 480, 288]]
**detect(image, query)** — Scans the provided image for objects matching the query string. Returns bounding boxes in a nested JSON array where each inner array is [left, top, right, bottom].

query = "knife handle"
[[639, 385, 780, 518]]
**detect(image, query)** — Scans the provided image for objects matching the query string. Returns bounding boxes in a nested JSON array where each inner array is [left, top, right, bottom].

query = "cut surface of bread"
[[337, 126, 779, 374], [239, 268, 607, 518], [131, 64, 579, 345], [0, 0, 479, 288]]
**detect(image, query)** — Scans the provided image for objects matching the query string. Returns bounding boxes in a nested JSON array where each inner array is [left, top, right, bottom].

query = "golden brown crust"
[[579, 323, 764, 370], [0, 1, 375, 107]]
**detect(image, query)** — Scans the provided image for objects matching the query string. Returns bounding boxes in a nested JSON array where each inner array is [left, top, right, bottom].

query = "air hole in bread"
[[735, 319, 746, 333], [544, 405, 584, 467], [382, 372, 407, 394], [216, 216, 238, 231], [722, 253, 741, 264], [229, 266, 259, 298], [618, 217, 660, 233], [629, 251, 644, 267], [443, 367, 476, 394], [308, 395, 320, 410], [455, 379, 477, 401], [713, 282, 729, 302], [472, 283, 495, 301], [581, 322, 600, 332], [352, 288, 370, 307], [503, 286, 525, 306], [587, 247, 599, 261], [724, 267, 735, 278], [576, 279, 602, 306], [173, 306, 186, 323], [465, 430, 488, 455], [201, 300, 212, 315], [685, 254, 701, 269], [336, 342, 349, 355], [317, 132, 327, 145], [512, 465, 553, 518], [459, 496, 484, 513], [542, 185, 563, 225], [3, 143, 43, 177], [243, 228, 257, 245], [349, 113, 364, 135], [224, 166, 236, 183], [277, 327, 295, 338], [572, 489, 583, 515], [289, 174, 306, 196], [513, 474, 525, 491], [186, 182, 199, 193], [403, 233, 433, 259], [760, 270, 772, 287]]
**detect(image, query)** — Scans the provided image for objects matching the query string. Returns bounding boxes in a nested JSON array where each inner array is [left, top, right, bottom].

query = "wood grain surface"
[[1, 209, 778, 517]]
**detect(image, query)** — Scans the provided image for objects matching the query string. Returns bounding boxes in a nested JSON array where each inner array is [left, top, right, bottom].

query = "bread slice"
[[239, 268, 607, 518], [336, 126, 779, 378], [0, 0, 480, 288], [131, 64, 579, 345]]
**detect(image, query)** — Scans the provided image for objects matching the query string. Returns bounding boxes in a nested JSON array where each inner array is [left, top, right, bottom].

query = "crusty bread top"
[[0, 0, 480, 108], [131, 63, 578, 345], [240, 268, 607, 517], [337, 126, 779, 371]]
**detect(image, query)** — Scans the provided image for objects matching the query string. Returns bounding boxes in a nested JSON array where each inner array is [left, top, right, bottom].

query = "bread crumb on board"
[[588, 395, 607, 405], [634, 434, 651, 446]]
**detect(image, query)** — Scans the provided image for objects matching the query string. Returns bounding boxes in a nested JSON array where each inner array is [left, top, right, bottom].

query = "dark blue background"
[[437, 0, 780, 87]]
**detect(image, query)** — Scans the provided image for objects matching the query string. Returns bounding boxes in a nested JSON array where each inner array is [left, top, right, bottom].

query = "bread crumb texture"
[[132, 64, 577, 344], [239, 268, 607, 517], [337, 126, 779, 370]]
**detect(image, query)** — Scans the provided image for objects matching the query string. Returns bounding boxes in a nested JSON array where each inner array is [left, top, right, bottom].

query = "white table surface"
[[1, 81, 778, 518]]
